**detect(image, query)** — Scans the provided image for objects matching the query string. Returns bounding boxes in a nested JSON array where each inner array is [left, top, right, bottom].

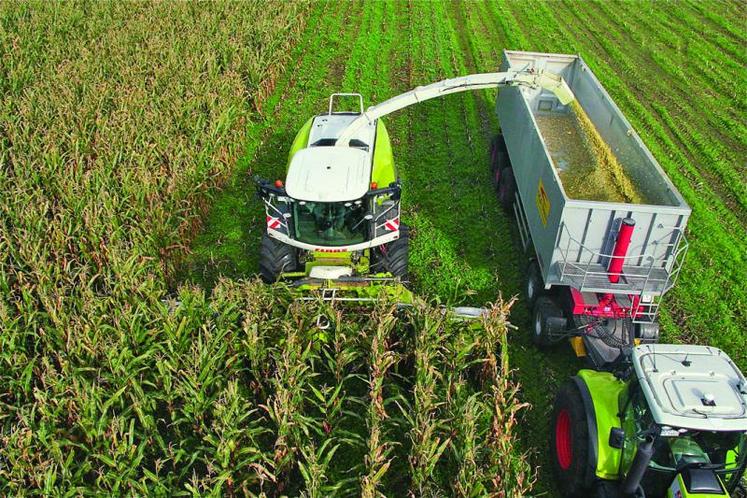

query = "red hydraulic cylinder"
[[608, 218, 635, 283]]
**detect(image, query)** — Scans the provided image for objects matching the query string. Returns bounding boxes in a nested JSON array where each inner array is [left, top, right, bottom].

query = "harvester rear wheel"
[[497, 166, 516, 211], [551, 381, 592, 498], [259, 234, 297, 283], [375, 224, 409, 279]]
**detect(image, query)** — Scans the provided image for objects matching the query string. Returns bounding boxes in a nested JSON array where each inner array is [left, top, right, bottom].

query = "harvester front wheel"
[[375, 224, 409, 279], [551, 380, 591, 498], [259, 234, 297, 283]]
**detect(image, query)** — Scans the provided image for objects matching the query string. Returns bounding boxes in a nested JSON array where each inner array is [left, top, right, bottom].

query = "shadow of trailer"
[[493, 50, 691, 368]]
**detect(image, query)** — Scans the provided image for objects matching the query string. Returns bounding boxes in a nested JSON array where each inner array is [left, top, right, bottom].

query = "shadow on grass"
[[174, 127, 294, 291]]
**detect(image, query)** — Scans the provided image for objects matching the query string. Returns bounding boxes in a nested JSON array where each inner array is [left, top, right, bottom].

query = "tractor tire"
[[376, 224, 409, 279], [531, 295, 565, 347], [551, 380, 592, 498], [490, 134, 509, 186], [497, 166, 516, 212], [259, 234, 297, 283], [525, 260, 544, 308]]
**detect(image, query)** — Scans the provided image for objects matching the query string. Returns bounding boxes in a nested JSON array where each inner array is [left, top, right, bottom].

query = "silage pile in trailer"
[[0, 280, 533, 497], [537, 101, 648, 204]]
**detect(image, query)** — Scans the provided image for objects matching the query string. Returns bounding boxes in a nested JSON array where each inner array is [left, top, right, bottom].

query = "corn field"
[[0, 2, 531, 495]]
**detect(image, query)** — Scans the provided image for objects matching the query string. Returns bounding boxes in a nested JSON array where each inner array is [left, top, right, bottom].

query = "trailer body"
[[496, 51, 690, 365]]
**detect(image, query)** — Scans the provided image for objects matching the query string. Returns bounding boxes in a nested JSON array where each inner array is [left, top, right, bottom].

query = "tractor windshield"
[[647, 430, 747, 488], [622, 383, 747, 493], [293, 199, 368, 246]]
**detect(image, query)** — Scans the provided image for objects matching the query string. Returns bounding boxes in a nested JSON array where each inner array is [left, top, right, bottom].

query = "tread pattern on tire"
[[376, 224, 409, 278], [532, 295, 563, 347], [498, 167, 516, 211], [525, 260, 543, 307], [551, 380, 592, 498], [259, 234, 297, 283]]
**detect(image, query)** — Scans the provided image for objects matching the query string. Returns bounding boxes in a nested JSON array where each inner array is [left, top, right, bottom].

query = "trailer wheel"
[[551, 380, 592, 498], [490, 134, 509, 186], [259, 234, 297, 283], [375, 224, 409, 279], [532, 296, 565, 347], [525, 260, 544, 308], [497, 166, 516, 211]]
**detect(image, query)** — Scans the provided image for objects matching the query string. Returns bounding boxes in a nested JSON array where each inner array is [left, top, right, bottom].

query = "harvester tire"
[[377, 224, 409, 279], [525, 260, 543, 308], [531, 296, 565, 347], [551, 380, 591, 498], [259, 234, 297, 283], [497, 166, 516, 212]]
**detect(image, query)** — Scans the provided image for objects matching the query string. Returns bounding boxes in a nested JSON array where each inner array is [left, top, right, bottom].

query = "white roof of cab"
[[286, 147, 371, 202], [308, 114, 376, 148], [633, 344, 747, 432]]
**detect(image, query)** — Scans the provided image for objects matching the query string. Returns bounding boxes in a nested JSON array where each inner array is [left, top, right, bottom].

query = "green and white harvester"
[[256, 93, 408, 302]]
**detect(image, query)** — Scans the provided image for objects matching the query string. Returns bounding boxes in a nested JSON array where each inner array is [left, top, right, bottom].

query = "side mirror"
[[609, 427, 624, 449]]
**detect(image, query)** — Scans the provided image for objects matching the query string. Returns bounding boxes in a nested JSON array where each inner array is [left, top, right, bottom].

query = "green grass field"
[[2, 0, 746, 495]]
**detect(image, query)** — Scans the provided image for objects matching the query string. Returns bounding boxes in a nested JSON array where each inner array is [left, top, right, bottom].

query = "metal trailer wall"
[[497, 51, 690, 296]]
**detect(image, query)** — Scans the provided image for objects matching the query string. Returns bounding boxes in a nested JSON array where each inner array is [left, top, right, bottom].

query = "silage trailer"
[[491, 51, 691, 368]]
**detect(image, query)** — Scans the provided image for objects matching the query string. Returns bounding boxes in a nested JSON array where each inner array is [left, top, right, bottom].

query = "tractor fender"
[[575, 370, 626, 482]]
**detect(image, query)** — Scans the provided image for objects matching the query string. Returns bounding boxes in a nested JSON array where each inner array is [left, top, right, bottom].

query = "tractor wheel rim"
[[534, 312, 542, 337], [494, 168, 501, 185], [555, 409, 573, 470]]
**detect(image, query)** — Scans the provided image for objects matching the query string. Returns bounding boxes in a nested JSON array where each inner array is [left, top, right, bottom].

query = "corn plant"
[[360, 304, 399, 498]]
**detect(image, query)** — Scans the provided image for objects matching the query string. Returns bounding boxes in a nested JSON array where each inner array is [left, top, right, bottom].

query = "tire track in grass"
[[566, 1, 747, 218], [682, 0, 747, 45], [505, 0, 747, 366], [591, 1, 747, 151]]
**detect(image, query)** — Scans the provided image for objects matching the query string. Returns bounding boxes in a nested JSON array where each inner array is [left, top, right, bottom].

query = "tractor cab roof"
[[286, 114, 378, 203], [633, 344, 747, 432]]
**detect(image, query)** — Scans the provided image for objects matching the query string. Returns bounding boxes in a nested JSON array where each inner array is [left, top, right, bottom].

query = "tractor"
[[552, 344, 747, 497]]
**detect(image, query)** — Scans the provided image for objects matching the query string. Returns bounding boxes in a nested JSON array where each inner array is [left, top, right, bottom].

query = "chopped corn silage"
[[536, 101, 647, 203]]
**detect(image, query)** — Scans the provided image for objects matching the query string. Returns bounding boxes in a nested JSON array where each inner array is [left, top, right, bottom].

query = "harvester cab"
[[256, 93, 408, 298], [552, 344, 747, 497]]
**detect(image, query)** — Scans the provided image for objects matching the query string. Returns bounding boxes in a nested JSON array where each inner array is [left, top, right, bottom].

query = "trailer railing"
[[557, 223, 688, 322]]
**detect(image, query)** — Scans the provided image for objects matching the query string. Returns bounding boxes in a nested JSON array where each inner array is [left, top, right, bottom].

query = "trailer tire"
[[532, 296, 566, 347], [525, 260, 544, 308], [376, 224, 409, 279], [259, 234, 297, 283], [551, 381, 592, 498], [497, 167, 516, 211], [490, 134, 509, 186]]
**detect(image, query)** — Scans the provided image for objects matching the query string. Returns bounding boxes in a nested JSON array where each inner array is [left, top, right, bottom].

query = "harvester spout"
[[335, 68, 576, 147]]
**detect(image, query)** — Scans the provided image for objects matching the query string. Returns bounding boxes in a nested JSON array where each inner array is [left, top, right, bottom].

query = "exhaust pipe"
[[608, 218, 635, 283], [621, 435, 654, 496]]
